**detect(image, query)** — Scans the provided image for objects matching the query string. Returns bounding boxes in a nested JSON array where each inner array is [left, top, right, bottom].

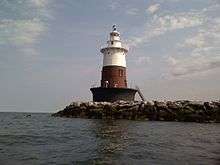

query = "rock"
[[52, 100, 220, 123], [187, 101, 204, 110], [154, 101, 167, 110], [166, 101, 181, 110]]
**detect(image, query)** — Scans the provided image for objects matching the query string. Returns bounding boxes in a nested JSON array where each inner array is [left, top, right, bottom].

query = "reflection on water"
[[92, 120, 129, 164], [0, 113, 219, 165]]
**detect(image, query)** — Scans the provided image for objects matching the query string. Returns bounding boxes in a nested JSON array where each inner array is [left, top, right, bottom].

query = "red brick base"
[[101, 66, 127, 88]]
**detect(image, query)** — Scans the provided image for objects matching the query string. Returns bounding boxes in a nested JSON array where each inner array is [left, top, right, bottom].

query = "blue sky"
[[0, 0, 220, 112]]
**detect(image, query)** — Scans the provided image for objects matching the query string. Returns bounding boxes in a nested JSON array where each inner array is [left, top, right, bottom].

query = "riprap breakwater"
[[52, 100, 220, 123]]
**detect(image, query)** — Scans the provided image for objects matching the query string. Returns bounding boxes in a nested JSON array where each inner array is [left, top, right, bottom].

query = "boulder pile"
[[52, 100, 220, 123]]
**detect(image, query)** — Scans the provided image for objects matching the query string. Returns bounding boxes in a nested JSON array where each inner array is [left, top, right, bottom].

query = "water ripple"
[[0, 112, 219, 165]]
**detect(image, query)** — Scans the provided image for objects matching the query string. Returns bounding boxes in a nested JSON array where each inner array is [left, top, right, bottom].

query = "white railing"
[[91, 83, 99, 88], [100, 44, 129, 51]]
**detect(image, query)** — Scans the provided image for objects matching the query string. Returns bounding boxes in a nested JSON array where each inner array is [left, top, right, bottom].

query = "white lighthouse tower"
[[90, 25, 137, 102], [102, 25, 127, 68], [100, 25, 128, 88]]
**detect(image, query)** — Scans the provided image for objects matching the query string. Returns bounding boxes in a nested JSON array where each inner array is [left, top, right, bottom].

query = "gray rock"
[[52, 100, 220, 123]]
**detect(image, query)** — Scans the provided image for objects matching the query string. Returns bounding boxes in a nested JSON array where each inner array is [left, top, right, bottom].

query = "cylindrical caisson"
[[90, 87, 137, 102]]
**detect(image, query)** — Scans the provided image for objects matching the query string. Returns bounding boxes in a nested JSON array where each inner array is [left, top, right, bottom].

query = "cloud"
[[179, 17, 220, 49], [136, 56, 151, 65], [31, 0, 48, 7], [0, 18, 46, 45], [156, 14, 203, 30], [167, 55, 220, 76], [20, 47, 39, 57], [127, 2, 220, 77], [168, 15, 220, 77], [0, 0, 51, 56], [179, 32, 205, 48], [128, 11, 204, 47], [126, 8, 139, 15], [108, 1, 119, 10], [147, 4, 160, 14]]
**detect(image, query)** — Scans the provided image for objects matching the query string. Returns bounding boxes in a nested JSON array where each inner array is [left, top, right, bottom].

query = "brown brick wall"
[[101, 66, 127, 88]]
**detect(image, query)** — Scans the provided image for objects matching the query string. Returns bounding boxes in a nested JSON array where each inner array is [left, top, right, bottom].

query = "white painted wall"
[[103, 51, 126, 67], [107, 40, 122, 47], [110, 35, 120, 41], [101, 29, 128, 67]]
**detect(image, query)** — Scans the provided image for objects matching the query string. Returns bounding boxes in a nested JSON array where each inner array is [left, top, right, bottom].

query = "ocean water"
[[0, 112, 219, 165]]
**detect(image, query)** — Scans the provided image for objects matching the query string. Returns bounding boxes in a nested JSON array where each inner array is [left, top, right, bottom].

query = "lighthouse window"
[[119, 69, 123, 77], [111, 41, 114, 45]]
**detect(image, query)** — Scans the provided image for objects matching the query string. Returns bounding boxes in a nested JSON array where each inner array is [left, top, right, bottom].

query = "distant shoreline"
[[53, 100, 220, 123]]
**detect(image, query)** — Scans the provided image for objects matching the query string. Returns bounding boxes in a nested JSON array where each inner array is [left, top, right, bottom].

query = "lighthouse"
[[101, 25, 128, 88], [90, 25, 137, 102]]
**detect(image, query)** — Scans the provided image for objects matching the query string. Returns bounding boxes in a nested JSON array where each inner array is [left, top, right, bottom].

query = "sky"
[[0, 0, 219, 112]]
